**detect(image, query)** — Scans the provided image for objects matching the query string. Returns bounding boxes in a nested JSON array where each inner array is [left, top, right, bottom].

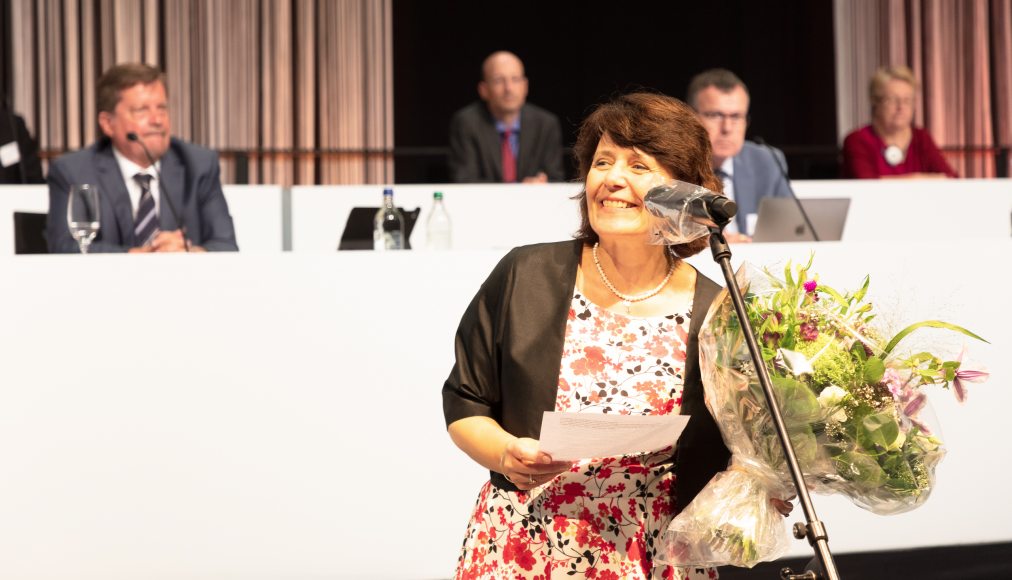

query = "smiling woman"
[[442, 91, 733, 579]]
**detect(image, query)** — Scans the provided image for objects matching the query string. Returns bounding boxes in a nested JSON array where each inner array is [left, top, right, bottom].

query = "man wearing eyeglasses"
[[47, 63, 237, 253], [448, 51, 565, 184], [687, 69, 791, 241]]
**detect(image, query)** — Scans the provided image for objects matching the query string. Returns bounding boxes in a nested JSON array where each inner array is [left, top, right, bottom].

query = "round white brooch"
[[883, 145, 904, 166]]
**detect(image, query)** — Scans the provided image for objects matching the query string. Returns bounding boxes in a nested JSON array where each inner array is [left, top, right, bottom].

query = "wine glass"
[[66, 184, 101, 254]]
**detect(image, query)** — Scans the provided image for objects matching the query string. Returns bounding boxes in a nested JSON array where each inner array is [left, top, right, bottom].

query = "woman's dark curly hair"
[[572, 92, 722, 258]]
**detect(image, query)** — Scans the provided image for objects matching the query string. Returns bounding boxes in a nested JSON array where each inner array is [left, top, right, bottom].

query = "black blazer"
[[0, 105, 44, 184], [447, 102, 566, 183], [442, 240, 730, 509]]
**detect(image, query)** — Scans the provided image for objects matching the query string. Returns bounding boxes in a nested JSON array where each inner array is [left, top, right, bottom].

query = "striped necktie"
[[133, 173, 159, 246]]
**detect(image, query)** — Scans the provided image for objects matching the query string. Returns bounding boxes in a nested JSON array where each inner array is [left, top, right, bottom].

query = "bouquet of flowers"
[[659, 257, 989, 568]]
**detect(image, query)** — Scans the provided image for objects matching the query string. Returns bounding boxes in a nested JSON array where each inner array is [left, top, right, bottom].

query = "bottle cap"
[[434, 191, 443, 200], [383, 187, 393, 197]]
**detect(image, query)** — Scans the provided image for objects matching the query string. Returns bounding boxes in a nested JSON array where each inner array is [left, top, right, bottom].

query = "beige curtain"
[[9, 0, 393, 185], [835, 0, 1012, 177]]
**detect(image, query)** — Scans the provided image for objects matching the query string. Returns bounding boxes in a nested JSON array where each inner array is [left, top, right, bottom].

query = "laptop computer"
[[338, 206, 420, 250], [751, 198, 850, 242]]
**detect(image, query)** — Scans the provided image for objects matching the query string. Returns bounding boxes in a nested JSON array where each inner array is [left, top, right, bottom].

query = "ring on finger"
[[528, 474, 535, 484]]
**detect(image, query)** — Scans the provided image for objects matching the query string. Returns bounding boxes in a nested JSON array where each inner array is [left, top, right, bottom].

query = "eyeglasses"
[[698, 111, 749, 126]]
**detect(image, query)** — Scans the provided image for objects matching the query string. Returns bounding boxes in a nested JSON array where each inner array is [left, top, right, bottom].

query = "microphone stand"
[[754, 138, 820, 242], [707, 222, 841, 580]]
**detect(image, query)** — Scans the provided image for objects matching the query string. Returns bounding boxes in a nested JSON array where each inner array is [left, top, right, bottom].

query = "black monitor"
[[338, 206, 420, 250], [13, 211, 49, 254]]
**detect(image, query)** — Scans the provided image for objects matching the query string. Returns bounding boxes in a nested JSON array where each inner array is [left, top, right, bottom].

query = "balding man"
[[448, 51, 565, 183]]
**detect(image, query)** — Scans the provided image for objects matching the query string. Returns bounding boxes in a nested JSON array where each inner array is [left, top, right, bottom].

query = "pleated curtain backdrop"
[[8, 0, 393, 185], [834, 0, 1012, 178]]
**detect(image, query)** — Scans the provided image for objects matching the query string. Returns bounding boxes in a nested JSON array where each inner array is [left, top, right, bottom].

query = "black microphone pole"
[[705, 217, 842, 580], [754, 137, 821, 242], [127, 132, 189, 252]]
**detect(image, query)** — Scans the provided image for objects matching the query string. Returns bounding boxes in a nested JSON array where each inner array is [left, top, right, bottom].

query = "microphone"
[[127, 132, 188, 251], [753, 137, 820, 242], [645, 183, 738, 226]]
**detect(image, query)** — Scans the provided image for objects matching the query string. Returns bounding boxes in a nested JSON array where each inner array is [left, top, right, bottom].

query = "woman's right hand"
[[499, 437, 573, 490]]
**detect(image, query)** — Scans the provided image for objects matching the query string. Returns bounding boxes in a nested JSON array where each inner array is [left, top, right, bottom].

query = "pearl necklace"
[[592, 242, 676, 313]]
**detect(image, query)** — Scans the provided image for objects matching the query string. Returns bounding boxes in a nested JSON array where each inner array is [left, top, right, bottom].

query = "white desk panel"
[[0, 242, 1009, 578], [290, 183, 584, 252], [0, 185, 284, 253], [289, 179, 1011, 253], [792, 178, 1012, 241], [221, 185, 284, 253], [9, 178, 1010, 256]]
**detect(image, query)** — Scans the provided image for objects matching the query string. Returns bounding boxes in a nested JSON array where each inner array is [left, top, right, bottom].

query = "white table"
[[0, 241, 1009, 578]]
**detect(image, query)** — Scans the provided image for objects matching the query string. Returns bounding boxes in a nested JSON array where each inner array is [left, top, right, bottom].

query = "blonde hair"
[[869, 65, 918, 103]]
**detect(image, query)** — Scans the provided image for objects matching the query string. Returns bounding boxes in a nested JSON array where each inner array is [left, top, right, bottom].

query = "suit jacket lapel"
[[158, 145, 185, 231], [480, 108, 504, 181], [95, 145, 136, 247]]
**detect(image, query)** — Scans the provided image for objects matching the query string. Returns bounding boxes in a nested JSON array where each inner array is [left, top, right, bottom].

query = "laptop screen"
[[751, 198, 851, 242], [338, 206, 421, 250]]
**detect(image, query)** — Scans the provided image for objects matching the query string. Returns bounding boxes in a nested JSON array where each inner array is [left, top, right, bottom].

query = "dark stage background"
[[718, 541, 1012, 579], [392, 0, 839, 183]]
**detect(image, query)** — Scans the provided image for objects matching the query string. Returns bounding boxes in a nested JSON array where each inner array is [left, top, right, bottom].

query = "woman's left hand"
[[500, 437, 572, 490]]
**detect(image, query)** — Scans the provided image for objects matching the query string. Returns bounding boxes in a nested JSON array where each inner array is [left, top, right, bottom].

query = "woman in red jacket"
[[842, 66, 957, 179]]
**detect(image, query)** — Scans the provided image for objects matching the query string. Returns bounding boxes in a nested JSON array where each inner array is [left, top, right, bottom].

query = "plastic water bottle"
[[373, 188, 405, 250], [425, 191, 452, 250]]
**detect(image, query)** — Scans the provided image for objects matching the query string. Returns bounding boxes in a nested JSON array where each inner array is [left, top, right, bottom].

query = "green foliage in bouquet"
[[728, 256, 989, 512]]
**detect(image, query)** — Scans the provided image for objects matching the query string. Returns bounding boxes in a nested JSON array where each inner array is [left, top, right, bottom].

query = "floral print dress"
[[454, 290, 718, 579]]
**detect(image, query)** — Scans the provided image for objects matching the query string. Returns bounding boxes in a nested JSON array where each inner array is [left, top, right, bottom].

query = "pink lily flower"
[[952, 346, 990, 403], [903, 392, 926, 417]]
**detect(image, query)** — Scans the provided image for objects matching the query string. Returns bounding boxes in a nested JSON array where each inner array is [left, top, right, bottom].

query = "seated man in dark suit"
[[448, 51, 565, 183], [0, 101, 45, 184], [687, 68, 791, 241], [47, 63, 237, 253]]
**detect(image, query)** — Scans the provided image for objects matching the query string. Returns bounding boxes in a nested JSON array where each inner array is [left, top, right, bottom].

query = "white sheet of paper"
[[0, 141, 21, 168], [538, 411, 690, 461]]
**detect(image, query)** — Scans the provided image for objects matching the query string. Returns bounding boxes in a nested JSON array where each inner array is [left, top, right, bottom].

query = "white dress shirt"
[[111, 146, 161, 219]]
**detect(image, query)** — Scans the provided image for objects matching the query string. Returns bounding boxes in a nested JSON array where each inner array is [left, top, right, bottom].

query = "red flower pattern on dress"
[[455, 291, 716, 579], [570, 345, 608, 376]]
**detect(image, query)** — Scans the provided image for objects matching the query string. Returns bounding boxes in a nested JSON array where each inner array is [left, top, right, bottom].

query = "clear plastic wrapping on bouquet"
[[660, 464, 792, 568], [661, 262, 952, 568], [642, 180, 715, 245]]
